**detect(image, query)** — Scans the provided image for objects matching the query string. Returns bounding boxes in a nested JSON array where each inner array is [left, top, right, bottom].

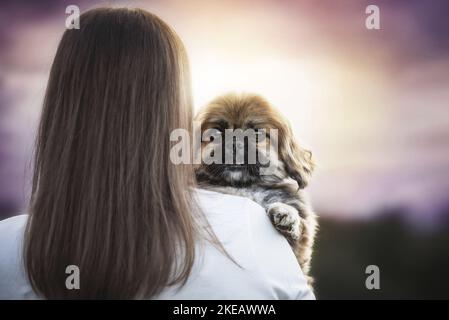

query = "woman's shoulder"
[[0, 213, 28, 227], [0, 214, 28, 249], [194, 188, 267, 219], [194, 188, 270, 242], [178, 188, 315, 300], [0, 214, 37, 299], [0, 214, 28, 260]]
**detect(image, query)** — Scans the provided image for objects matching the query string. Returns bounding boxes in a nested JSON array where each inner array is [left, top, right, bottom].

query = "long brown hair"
[[25, 7, 199, 299]]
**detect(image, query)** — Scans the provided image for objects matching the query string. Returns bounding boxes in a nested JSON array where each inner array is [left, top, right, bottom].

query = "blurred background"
[[1, 0, 449, 299]]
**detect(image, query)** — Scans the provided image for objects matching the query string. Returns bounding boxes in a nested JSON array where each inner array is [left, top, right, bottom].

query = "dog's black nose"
[[233, 137, 250, 164]]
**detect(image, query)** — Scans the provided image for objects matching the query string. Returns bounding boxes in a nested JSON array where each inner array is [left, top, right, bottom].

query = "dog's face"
[[195, 93, 314, 188]]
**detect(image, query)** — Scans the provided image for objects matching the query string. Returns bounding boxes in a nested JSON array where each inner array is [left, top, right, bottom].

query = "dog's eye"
[[254, 129, 270, 141], [212, 120, 229, 132], [254, 128, 265, 135], [212, 127, 224, 133]]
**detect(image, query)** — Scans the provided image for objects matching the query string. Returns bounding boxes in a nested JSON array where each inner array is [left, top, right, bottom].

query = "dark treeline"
[[312, 208, 449, 299]]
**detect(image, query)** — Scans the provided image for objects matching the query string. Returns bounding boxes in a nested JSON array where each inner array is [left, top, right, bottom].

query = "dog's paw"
[[267, 202, 302, 240]]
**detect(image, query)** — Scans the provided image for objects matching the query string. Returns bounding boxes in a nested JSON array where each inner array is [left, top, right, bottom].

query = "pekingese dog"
[[195, 93, 318, 287]]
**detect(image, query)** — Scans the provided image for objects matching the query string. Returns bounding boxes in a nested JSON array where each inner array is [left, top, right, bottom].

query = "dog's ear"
[[279, 127, 314, 189]]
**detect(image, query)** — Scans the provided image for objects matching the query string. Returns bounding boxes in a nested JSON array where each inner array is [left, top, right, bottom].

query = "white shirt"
[[0, 188, 314, 300]]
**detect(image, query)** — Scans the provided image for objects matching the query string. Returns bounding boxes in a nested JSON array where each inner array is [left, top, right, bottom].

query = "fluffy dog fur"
[[195, 93, 318, 287]]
